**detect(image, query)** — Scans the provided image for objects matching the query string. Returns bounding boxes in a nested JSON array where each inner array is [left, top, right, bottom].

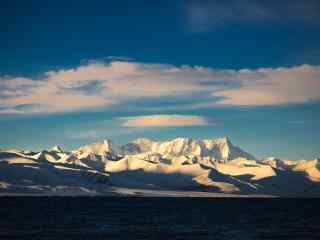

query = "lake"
[[0, 197, 319, 239]]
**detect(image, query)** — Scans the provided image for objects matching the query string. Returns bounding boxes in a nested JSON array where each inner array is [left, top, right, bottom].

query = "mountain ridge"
[[0, 137, 319, 196]]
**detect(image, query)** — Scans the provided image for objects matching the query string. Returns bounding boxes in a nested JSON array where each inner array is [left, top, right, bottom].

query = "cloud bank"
[[119, 115, 214, 127], [0, 61, 320, 113]]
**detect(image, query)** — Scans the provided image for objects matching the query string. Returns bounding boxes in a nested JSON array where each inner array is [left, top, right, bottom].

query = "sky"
[[0, 0, 320, 159]]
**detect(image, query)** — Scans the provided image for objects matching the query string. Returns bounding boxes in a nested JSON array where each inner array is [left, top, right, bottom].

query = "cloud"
[[0, 108, 23, 114], [118, 115, 215, 127], [0, 60, 320, 114], [214, 65, 320, 106], [64, 115, 214, 141], [183, 0, 320, 32]]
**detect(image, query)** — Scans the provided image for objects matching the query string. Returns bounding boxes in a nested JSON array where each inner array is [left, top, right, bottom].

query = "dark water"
[[0, 197, 319, 240]]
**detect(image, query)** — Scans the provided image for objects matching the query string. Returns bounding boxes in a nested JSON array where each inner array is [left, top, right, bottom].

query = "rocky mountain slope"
[[0, 137, 319, 196]]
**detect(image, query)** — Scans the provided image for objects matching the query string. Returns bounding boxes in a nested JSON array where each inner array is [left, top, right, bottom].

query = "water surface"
[[0, 197, 319, 239]]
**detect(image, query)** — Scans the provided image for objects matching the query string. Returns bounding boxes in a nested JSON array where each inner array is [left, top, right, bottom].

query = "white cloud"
[[214, 65, 320, 105], [119, 115, 214, 127], [0, 60, 319, 113]]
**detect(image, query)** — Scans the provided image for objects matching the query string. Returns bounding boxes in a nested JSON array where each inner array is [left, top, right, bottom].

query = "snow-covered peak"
[[202, 137, 255, 161], [68, 136, 256, 167], [74, 139, 122, 158], [151, 137, 204, 157], [50, 145, 64, 153], [103, 139, 121, 155], [206, 136, 229, 144], [131, 138, 154, 152], [140, 137, 255, 161], [132, 138, 154, 145], [31, 150, 60, 162], [2, 137, 320, 196]]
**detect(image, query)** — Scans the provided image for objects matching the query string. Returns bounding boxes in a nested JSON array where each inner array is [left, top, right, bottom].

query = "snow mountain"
[[0, 137, 319, 196]]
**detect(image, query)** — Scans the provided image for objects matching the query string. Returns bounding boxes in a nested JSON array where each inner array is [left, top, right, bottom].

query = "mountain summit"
[[0, 137, 319, 196], [74, 137, 254, 162]]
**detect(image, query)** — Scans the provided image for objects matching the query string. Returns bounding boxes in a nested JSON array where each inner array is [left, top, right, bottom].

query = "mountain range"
[[0, 137, 319, 197]]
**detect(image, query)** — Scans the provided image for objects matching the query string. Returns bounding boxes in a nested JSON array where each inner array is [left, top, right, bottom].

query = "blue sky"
[[0, 0, 320, 159]]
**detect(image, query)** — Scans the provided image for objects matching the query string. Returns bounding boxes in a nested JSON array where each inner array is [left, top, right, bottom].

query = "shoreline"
[[0, 187, 278, 197]]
